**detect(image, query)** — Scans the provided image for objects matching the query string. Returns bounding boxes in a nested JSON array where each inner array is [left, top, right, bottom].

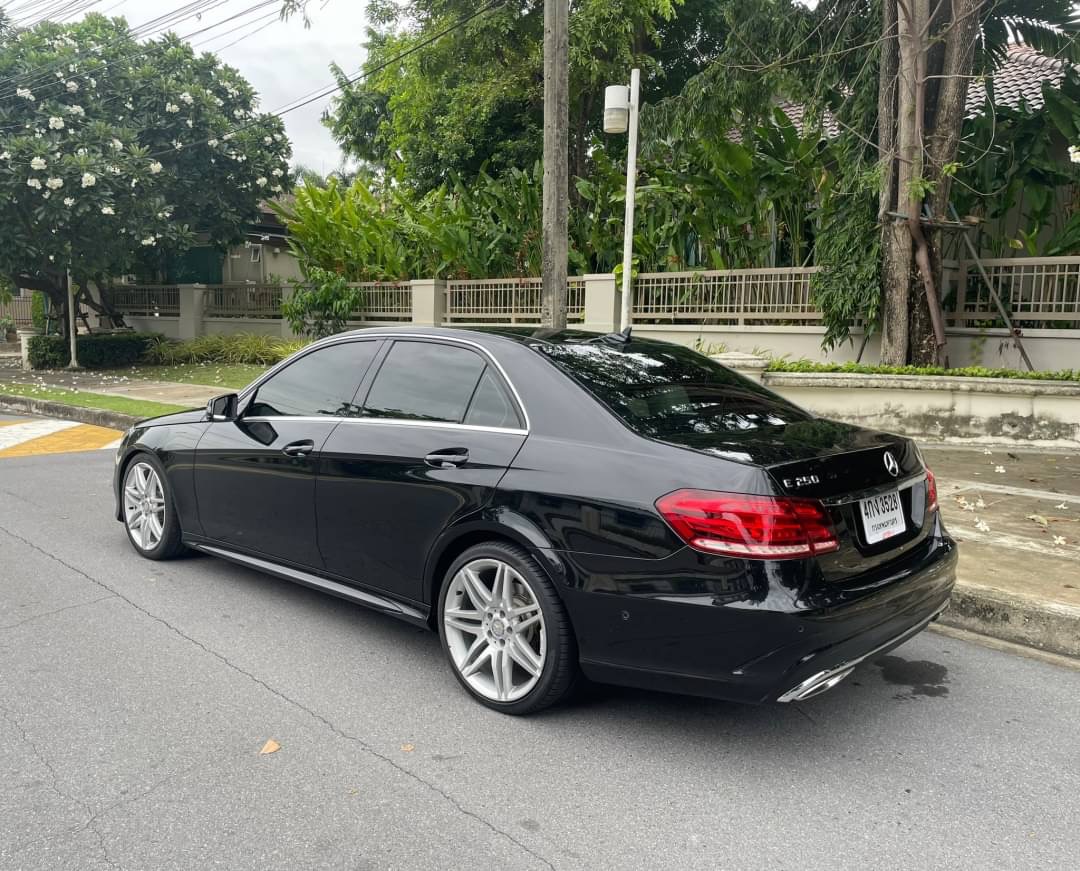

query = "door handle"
[[282, 439, 315, 458], [425, 448, 469, 469]]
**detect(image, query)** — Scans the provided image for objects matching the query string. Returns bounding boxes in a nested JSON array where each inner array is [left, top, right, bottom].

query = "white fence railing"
[[631, 267, 821, 325], [444, 277, 586, 324], [107, 259, 1080, 332], [110, 286, 180, 317], [204, 284, 283, 318], [946, 257, 1080, 327], [0, 295, 34, 326]]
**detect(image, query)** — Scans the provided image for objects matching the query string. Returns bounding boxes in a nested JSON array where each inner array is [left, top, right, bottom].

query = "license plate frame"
[[859, 489, 906, 545]]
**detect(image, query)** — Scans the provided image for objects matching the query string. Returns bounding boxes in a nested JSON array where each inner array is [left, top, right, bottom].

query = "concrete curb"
[[0, 394, 140, 431], [940, 580, 1080, 660]]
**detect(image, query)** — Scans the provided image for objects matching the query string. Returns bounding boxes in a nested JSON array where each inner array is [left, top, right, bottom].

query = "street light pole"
[[66, 269, 79, 370], [604, 68, 640, 332]]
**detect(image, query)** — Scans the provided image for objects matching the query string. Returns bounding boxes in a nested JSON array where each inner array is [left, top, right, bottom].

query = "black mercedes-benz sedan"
[[113, 327, 956, 714]]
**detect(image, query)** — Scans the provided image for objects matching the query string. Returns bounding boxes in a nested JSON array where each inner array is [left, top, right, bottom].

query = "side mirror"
[[206, 393, 239, 422]]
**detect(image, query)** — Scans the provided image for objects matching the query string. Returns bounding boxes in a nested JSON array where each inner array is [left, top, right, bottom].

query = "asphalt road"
[[2, 448, 1079, 870]]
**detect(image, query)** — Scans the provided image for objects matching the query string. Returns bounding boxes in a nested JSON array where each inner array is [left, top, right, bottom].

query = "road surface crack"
[[0, 594, 118, 631], [0, 521, 556, 871]]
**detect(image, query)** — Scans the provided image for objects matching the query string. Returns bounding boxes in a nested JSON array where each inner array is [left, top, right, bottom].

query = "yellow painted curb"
[[0, 423, 121, 458]]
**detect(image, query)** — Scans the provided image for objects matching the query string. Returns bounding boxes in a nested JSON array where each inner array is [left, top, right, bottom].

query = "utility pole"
[[540, 0, 568, 329]]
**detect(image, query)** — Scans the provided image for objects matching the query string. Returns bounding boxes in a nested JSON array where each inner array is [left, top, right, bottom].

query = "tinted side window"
[[364, 341, 486, 423], [248, 341, 377, 418], [464, 367, 522, 429]]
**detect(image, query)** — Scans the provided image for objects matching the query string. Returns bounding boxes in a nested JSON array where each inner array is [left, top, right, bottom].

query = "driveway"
[[2, 446, 1079, 870]]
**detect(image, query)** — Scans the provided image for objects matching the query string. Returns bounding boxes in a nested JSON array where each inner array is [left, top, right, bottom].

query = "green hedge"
[[765, 359, 1080, 383], [28, 332, 159, 370], [144, 333, 308, 365]]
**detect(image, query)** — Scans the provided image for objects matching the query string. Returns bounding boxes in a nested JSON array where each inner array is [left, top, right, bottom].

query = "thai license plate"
[[859, 489, 905, 545]]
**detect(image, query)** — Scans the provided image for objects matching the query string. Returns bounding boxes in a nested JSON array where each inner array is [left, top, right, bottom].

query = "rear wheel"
[[438, 542, 578, 715], [122, 454, 185, 560]]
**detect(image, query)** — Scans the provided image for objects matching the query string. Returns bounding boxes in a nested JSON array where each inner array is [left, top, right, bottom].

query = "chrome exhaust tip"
[[777, 666, 855, 703]]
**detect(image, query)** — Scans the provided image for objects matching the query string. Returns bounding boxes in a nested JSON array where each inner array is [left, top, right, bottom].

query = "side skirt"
[[185, 540, 430, 628]]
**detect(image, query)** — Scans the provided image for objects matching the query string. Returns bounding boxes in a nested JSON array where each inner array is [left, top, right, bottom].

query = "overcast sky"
[[80, 1, 368, 171]]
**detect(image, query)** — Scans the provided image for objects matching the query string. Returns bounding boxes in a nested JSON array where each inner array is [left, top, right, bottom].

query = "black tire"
[[120, 452, 186, 560], [437, 541, 578, 715]]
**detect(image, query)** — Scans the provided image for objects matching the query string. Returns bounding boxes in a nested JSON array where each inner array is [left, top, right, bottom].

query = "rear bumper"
[[566, 522, 958, 705]]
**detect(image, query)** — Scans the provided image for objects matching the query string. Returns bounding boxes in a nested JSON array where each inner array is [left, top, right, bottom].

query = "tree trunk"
[[880, 0, 917, 364]]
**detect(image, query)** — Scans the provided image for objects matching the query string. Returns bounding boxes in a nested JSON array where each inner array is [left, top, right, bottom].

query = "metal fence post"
[[583, 273, 619, 333]]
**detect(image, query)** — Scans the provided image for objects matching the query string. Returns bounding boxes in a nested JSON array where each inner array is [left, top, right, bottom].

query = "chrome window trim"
[[241, 415, 528, 437], [239, 331, 531, 432]]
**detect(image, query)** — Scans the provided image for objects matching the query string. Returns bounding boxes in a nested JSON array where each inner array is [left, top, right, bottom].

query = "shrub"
[[0, 316, 14, 337], [765, 358, 1080, 382], [144, 333, 308, 365], [28, 332, 159, 369], [31, 291, 46, 331], [281, 268, 363, 339]]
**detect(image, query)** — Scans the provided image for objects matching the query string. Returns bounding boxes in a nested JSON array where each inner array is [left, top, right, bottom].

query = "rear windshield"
[[535, 341, 813, 439]]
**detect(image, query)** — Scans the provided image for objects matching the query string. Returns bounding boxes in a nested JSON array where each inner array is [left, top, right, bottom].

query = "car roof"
[[332, 325, 679, 352]]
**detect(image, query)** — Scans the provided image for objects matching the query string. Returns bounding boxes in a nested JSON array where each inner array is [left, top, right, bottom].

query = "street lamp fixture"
[[603, 68, 640, 331]]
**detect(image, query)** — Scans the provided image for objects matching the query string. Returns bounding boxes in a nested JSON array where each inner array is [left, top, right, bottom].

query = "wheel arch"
[[424, 515, 570, 628]]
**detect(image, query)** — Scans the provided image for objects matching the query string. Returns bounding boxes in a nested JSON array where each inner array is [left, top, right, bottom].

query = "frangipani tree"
[[0, 14, 293, 330]]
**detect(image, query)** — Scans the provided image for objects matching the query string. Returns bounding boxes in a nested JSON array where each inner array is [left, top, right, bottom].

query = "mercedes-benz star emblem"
[[883, 451, 900, 477]]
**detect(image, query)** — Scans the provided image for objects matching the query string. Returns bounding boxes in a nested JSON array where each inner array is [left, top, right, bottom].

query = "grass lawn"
[[127, 362, 268, 390], [0, 383, 187, 419]]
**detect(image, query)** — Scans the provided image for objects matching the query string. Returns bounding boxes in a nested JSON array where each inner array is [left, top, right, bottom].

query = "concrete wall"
[[123, 315, 181, 339], [761, 371, 1080, 447]]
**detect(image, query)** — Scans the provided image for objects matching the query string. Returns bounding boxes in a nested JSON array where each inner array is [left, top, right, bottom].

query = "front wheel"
[[122, 454, 185, 560], [438, 542, 578, 715]]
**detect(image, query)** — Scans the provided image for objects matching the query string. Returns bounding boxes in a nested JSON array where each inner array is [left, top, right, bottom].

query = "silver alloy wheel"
[[123, 461, 167, 552], [443, 558, 547, 702]]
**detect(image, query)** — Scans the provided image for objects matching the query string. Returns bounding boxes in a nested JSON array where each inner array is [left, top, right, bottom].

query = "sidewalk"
[[924, 445, 1080, 657], [0, 353, 220, 408]]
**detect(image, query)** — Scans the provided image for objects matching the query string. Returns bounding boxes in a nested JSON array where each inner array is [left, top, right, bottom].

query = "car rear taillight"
[[925, 468, 938, 512], [655, 489, 840, 559]]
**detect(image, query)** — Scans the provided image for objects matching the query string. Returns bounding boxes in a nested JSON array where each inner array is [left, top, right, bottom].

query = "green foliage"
[[144, 333, 307, 366], [30, 291, 45, 331], [0, 316, 15, 336], [0, 14, 292, 309], [766, 358, 1080, 382], [27, 332, 158, 369], [281, 268, 364, 338], [0, 382, 186, 417]]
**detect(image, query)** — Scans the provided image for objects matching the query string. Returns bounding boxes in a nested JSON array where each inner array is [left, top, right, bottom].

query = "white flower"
[[100, 205, 115, 215], [26, 178, 42, 190], [1055, 502, 1068, 510], [89, 77, 96, 88], [124, 100, 133, 109], [185, 119, 193, 128], [271, 184, 283, 193], [63, 196, 74, 206], [42, 190, 51, 199], [213, 96, 223, 107], [223, 133, 233, 141], [30, 156, 47, 170], [16, 87, 34, 101], [111, 139, 123, 151], [141, 236, 156, 246], [48, 117, 65, 130], [273, 133, 282, 142], [76, 148, 87, 156], [1053, 535, 1067, 546], [45, 177, 64, 190], [207, 138, 218, 147], [69, 64, 77, 72], [66, 80, 78, 92], [263, 136, 272, 145], [233, 109, 245, 119], [975, 519, 991, 533], [108, 165, 121, 175], [173, 139, 183, 150], [255, 176, 267, 187], [271, 167, 284, 177], [994, 465, 1006, 474], [0, 151, 10, 160], [66, 105, 84, 117], [179, 91, 193, 105], [165, 102, 180, 113], [80, 172, 96, 188], [148, 161, 163, 174], [1070, 145, 1080, 165]]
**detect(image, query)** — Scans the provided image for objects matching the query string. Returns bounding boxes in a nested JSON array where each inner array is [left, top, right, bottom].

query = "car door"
[[316, 338, 528, 602], [193, 338, 382, 569]]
